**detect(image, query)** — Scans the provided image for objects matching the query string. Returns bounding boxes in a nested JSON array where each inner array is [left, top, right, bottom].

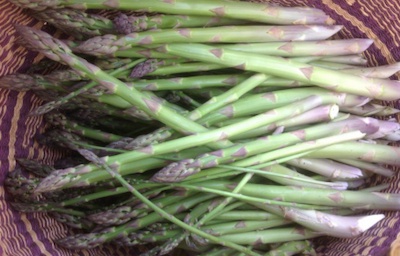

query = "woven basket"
[[1, 0, 400, 255]]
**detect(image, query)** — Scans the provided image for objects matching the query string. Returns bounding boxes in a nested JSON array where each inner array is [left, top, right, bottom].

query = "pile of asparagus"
[[3, 0, 400, 255]]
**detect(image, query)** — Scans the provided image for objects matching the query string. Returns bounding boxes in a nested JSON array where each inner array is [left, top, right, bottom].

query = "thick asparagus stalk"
[[9, 0, 332, 25], [164, 43, 400, 100]]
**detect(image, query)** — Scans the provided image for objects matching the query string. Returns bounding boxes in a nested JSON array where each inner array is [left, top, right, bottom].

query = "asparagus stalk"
[[258, 204, 385, 238], [218, 226, 321, 245], [287, 158, 368, 181], [307, 141, 400, 166], [32, 8, 114, 39], [334, 159, 394, 177], [36, 95, 325, 192], [228, 104, 339, 141], [214, 39, 373, 57], [113, 13, 251, 34], [201, 181, 400, 210], [152, 117, 376, 182], [45, 112, 124, 143], [164, 43, 400, 100], [16, 158, 55, 177], [340, 103, 400, 116], [9, 0, 332, 25], [16, 25, 242, 152], [32, 58, 148, 116], [125, 87, 367, 150], [72, 25, 343, 56], [214, 211, 282, 221], [197, 87, 370, 127]]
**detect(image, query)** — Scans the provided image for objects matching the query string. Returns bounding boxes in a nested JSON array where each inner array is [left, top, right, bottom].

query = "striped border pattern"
[[0, 1, 139, 255], [1, 0, 400, 255]]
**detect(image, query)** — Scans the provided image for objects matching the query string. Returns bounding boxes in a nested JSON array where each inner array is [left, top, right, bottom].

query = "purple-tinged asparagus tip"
[[129, 59, 159, 78], [151, 159, 200, 183]]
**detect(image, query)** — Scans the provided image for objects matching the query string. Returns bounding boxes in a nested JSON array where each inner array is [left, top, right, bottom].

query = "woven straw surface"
[[0, 0, 400, 255]]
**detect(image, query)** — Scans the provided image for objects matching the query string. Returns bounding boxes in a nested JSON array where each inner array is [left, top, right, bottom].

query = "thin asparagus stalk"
[[187, 73, 268, 120], [152, 118, 376, 182], [214, 211, 282, 221], [219, 226, 321, 245], [340, 103, 400, 116], [53, 146, 211, 189], [9, 0, 332, 25], [87, 190, 195, 226], [333, 159, 394, 177], [36, 95, 325, 193], [231, 164, 349, 189], [214, 39, 373, 57], [197, 87, 370, 127], [125, 87, 367, 150], [31, 8, 114, 39], [0, 73, 66, 91], [56, 192, 216, 248], [201, 181, 400, 210], [126, 74, 298, 91], [254, 203, 385, 238], [72, 25, 343, 56], [45, 112, 124, 143], [113, 229, 182, 247], [164, 43, 400, 100], [32, 58, 147, 116], [10, 202, 85, 216], [228, 104, 339, 141], [287, 158, 368, 181], [113, 13, 251, 34], [307, 141, 400, 166], [316, 55, 368, 66]]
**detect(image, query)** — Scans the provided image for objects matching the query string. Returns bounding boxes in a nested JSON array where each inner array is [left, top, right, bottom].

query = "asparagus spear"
[[35, 95, 326, 192], [32, 8, 114, 39], [114, 13, 251, 34], [200, 181, 400, 210], [213, 39, 373, 57], [307, 141, 400, 166], [45, 112, 124, 143], [72, 25, 343, 56], [15, 25, 240, 152], [152, 118, 377, 182], [164, 43, 400, 100], [9, 0, 332, 25], [287, 158, 368, 181]]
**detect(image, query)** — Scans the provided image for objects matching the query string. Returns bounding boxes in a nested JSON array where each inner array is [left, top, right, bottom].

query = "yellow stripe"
[[0, 188, 32, 256], [322, 0, 396, 65], [357, 0, 400, 47]]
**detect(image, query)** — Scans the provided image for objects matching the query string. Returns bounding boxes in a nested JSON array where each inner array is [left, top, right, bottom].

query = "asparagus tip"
[[151, 159, 200, 183]]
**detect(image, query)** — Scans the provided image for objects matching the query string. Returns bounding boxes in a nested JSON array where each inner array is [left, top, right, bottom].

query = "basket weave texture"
[[0, 0, 400, 255]]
